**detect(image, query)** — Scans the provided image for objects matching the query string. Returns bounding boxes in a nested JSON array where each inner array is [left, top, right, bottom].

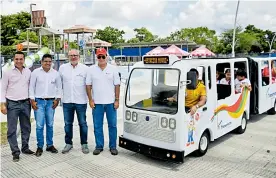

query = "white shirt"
[[29, 67, 62, 99], [220, 78, 231, 85], [234, 78, 251, 93], [86, 64, 120, 104], [59, 63, 89, 104]]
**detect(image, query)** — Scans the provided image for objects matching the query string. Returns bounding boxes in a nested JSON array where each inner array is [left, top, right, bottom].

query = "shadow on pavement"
[[248, 114, 268, 124]]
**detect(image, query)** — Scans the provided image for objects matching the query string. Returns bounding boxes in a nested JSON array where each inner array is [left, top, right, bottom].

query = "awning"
[[15, 41, 39, 49], [39, 27, 64, 36], [146, 46, 164, 55], [191, 47, 215, 57], [86, 39, 112, 47], [160, 45, 189, 56]]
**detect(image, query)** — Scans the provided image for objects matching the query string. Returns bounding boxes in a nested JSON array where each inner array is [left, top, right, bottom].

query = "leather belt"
[[7, 98, 29, 103], [36, 98, 55, 100]]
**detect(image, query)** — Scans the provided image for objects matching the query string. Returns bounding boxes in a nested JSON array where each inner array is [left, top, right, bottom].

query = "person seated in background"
[[220, 69, 231, 85], [216, 71, 220, 84], [167, 68, 207, 115], [262, 61, 276, 83], [235, 69, 252, 93]]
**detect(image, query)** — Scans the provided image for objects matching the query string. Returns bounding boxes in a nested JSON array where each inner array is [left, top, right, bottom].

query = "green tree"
[[127, 38, 140, 43], [218, 26, 243, 54], [1, 11, 31, 46], [133, 27, 157, 42], [13, 31, 38, 44], [94, 26, 125, 46], [167, 27, 218, 52], [236, 32, 258, 53], [244, 24, 276, 52]]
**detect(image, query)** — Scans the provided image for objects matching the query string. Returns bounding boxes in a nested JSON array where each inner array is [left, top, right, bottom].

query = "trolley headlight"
[[161, 117, 168, 128], [169, 118, 176, 129], [126, 110, 131, 120], [132, 112, 138, 122]]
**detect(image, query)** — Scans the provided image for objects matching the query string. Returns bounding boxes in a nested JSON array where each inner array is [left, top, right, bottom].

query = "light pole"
[[265, 33, 276, 57], [185, 37, 189, 52], [30, 3, 36, 28], [27, 3, 36, 54], [231, 0, 240, 58]]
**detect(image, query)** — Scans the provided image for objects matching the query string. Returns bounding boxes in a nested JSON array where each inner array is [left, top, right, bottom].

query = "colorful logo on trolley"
[[211, 87, 249, 122]]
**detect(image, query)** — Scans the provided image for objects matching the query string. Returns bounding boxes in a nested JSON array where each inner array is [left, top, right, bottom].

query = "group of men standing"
[[1, 48, 120, 162]]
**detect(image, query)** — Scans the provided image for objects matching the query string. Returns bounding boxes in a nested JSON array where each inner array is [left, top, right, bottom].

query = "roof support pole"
[[53, 33, 55, 54]]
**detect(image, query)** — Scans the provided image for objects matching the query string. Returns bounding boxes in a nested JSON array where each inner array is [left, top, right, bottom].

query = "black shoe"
[[110, 148, 118, 155], [13, 155, 19, 162], [35, 148, 43, 157], [22, 149, 35, 155], [46, 146, 58, 153], [93, 149, 103, 155]]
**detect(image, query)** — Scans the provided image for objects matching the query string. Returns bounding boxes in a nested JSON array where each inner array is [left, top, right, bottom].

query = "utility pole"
[[266, 33, 276, 57], [30, 3, 36, 28], [28, 3, 36, 54], [231, 0, 240, 58]]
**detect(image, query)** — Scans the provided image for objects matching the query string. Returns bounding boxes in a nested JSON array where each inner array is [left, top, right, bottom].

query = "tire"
[[235, 113, 247, 134], [195, 131, 209, 157], [267, 100, 276, 115]]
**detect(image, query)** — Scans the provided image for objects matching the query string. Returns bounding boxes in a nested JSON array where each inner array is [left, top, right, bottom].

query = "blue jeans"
[[188, 131, 194, 143], [92, 103, 117, 149], [63, 103, 88, 145], [34, 98, 55, 148]]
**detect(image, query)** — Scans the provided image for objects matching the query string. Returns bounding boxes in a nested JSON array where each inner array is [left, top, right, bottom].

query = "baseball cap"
[[96, 48, 107, 56]]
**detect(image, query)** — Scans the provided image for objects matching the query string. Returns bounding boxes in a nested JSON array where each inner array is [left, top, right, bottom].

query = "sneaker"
[[35, 148, 43, 157], [81, 144, 89, 154], [46, 145, 58, 153], [62, 144, 73, 154], [110, 148, 118, 155], [93, 149, 103, 155], [13, 155, 19, 162], [22, 149, 35, 155]]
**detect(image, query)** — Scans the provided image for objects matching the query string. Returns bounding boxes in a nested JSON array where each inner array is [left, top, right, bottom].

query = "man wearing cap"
[[86, 48, 121, 155]]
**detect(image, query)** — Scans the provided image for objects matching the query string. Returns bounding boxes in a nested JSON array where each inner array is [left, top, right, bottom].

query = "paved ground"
[[1, 88, 276, 177]]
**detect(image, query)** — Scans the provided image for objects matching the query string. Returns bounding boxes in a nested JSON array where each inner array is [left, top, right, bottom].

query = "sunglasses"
[[69, 55, 79, 57], [97, 55, 106, 59]]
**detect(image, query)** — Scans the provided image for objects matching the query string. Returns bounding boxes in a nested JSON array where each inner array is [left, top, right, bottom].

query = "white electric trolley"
[[119, 55, 276, 163]]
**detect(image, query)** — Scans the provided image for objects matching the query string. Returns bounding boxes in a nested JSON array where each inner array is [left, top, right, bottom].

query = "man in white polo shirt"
[[86, 48, 120, 155], [59, 49, 90, 154]]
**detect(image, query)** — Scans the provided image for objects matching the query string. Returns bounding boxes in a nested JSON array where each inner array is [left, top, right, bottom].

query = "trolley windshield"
[[126, 68, 180, 114]]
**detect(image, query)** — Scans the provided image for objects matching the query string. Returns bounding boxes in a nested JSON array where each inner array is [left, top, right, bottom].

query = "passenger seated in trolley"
[[216, 71, 220, 84], [262, 60, 276, 83], [167, 68, 207, 115], [234, 69, 252, 93], [219, 69, 231, 85]]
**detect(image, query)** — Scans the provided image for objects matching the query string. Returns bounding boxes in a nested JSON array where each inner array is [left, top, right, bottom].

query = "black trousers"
[[6, 99, 31, 156]]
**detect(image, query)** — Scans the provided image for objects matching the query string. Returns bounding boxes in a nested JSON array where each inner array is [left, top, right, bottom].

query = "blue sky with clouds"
[[2, 0, 276, 40]]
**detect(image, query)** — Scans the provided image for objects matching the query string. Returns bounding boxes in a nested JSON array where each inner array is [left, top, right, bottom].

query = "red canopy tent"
[[146, 46, 164, 55], [160, 45, 189, 56], [191, 47, 215, 57]]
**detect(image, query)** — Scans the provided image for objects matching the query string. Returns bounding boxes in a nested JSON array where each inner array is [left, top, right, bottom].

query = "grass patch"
[[0, 118, 34, 145], [1, 122, 8, 145]]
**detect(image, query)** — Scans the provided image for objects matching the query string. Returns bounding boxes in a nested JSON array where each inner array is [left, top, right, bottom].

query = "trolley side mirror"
[[187, 71, 197, 90]]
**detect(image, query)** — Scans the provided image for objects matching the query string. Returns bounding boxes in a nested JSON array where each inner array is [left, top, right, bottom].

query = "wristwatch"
[[115, 98, 119, 101]]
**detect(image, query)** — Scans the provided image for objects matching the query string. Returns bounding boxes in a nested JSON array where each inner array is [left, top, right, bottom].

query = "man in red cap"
[[86, 48, 121, 155]]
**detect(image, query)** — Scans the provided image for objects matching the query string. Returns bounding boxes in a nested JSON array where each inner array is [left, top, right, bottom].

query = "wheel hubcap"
[[241, 117, 246, 130], [200, 136, 208, 151]]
